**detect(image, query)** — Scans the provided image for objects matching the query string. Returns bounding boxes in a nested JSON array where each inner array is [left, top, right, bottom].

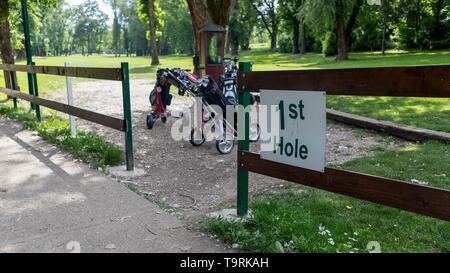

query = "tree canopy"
[[1, 0, 450, 61]]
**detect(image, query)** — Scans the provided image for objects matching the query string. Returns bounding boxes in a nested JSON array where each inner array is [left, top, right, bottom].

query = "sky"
[[66, 0, 114, 25]]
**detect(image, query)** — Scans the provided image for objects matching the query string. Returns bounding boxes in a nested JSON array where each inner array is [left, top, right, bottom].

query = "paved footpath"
[[0, 117, 226, 253]]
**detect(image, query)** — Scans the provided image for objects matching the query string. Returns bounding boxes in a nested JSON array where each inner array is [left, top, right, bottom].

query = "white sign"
[[260, 90, 326, 173]]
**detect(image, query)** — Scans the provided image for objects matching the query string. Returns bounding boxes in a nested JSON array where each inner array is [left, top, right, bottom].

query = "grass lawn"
[[1, 47, 449, 132], [327, 96, 450, 133], [204, 141, 450, 253]]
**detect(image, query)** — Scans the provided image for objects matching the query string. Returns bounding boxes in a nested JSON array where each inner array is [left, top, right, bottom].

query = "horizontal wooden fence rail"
[[0, 87, 126, 131], [239, 151, 450, 221], [0, 64, 123, 81], [0, 62, 134, 171], [238, 65, 450, 98], [236, 63, 450, 221]]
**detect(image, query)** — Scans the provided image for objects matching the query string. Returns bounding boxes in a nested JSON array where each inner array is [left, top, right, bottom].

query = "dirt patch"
[[47, 79, 411, 227]]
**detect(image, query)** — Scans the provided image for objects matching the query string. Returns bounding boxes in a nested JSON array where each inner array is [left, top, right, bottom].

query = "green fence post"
[[21, 0, 35, 111], [9, 71, 17, 110], [237, 61, 253, 217], [121, 62, 134, 171], [31, 62, 41, 122]]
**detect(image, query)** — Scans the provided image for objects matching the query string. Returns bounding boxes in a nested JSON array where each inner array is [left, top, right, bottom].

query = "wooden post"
[[65, 62, 76, 137], [9, 71, 17, 110], [31, 62, 41, 122]]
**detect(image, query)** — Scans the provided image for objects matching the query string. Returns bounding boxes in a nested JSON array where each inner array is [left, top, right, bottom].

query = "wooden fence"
[[236, 63, 450, 222], [0, 63, 134, 171]]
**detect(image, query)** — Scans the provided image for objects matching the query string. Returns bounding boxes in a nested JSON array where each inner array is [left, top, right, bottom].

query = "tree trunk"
[[187, 0, 213, 56], [415, 0, 422, 48], [299, 0, 307, 54], [382, 15, 387, 54], [335, 0, 347, 61], [433, 0, 443, 40], [124, 28, 129, 57], [241, 42, 250, 51], [148, 0, 159, 65], [187, 0, 233, 56], [270, 27, 277, 50], [230, 35, 239, 56], [381, 0, 388, 55], [292, 23, 300, 54], [0, 0, 15, 90], [299, 22, 307, 54], [270, 8, 277, 50], [345, 0, 363, 52]]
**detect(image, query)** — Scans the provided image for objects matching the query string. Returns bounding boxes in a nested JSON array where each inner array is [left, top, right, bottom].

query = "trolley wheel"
[[216, 139, 235, 154], [161, 116, 167, 124], [147, 114, 155, 129], [190, 128, 206, 147]]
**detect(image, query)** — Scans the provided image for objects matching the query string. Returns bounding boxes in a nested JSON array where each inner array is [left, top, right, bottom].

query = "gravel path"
[[48, 79, 410, 227]]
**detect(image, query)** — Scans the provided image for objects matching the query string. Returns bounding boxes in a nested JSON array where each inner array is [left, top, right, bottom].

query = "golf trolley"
[[147, 58, 259, 154], [187, 57, 259, 154]]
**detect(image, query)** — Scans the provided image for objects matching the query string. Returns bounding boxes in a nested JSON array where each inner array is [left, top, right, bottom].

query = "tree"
[[138, 0, 160, 65], [0, 0, 15, 89], [147, 0, 159, 64], [159, 0, 194, 55], [186, 0, 233, 56], [301, 0, 363, 61], [396, 0, 424, 48], [252, 0, 279, 50], [0, 0, 58, 89], [432, 0, 445, 41], [28, 0, 66, 56], [279, 0, 302, 54], [72, 0, 108, 55], [105, 0, 121, 57], [335, 0, 347, 60], [380, 0, 392, 54], [299, 0, 307, 54], [345, 0, 363, 52], [117, 0, 131, 56], [127, 2, 148, 56], [228, 0, 257, 55]]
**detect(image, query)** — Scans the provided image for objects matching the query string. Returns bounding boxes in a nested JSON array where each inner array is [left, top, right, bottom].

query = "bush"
[[277, 33, 292, 53], [352, 23, 383, 52], [322, 32, 337, 57]]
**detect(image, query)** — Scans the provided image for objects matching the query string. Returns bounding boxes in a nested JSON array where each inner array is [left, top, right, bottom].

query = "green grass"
[[240, 47, 450, 70], [203, 141, 450, 253], [0, 102, 123, 169], [327, 96, 450, 133]]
